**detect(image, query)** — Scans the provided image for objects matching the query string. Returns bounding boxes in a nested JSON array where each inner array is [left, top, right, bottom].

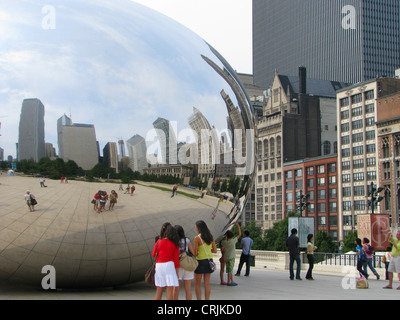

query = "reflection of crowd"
[[92, 190, 118, 213]]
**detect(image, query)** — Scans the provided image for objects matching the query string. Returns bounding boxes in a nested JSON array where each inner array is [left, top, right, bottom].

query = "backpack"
[[366, 244, 375, 255]]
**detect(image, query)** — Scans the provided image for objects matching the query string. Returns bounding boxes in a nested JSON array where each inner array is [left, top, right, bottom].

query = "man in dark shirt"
[[286, 228, 301, 280]]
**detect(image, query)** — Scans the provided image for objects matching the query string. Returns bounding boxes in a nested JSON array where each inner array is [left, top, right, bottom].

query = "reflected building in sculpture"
[[103, 142, 119, 173], [153, 117, 178, 165], [57, 114, 99, 170], [126, 134, 148, 173], [18, 99, 45, 162]]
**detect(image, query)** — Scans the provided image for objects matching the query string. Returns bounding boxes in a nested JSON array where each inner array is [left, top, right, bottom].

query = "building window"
[[317, 177, 326, 186], [365, 103, 375, 113], [353, 172, 365, 181], [317, 165, 325, 174], [295, 169, 303, 177], [367, 171, 376, 181], [352, 132, 363, 143], [341, 123, 350, 132], [341, 110, 349, 119], [342, 135, 350, 145], [366, 144, 376, 153], [342, 161, 351, 170], [342, 148, 350, 157], [367, 157, 376, 167], [329, 176, 337, 185], [352, 106, 363, 117], [343, 187, 351, 197], [323, 141, 331, 155], [340, 97, 349, 107], [285, 170, 293, 179], [329, 188, 337, 199], [353, 146, 364, 155], [307, 167, 314, 175], [395, 134, 400, 156], [354, 200, 366, 211], [343, 201, 352, 211], [382, 137, 390, 158], [365, 117, 375, 127], [328, 163, 336, 173], [366, 130, 375, 140], [353, 186, 365, 196], [342, 174, 351, 183], [364, 90, 374, 100], [329, 202, 337, 212], [318, 203, 326, 213], [352, 119, 363, 129], [353, 159, 364, 169], [318, 190, 326, 200], [351, 93, 362, 104]]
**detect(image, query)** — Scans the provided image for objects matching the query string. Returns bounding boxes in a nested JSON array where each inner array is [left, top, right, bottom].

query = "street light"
[[367, 181, 384, 215], [297, 190, 310, 216]]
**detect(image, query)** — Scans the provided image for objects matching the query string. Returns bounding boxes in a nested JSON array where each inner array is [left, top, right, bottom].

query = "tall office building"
[[126, 134, 148, 173], [57, 115, 98, 170], [336, 77, 400, 240], [153, 117, 177, 165], [253, 0, 400, 87], [103, 142, 119, 173], [18, 98, 45, 162]]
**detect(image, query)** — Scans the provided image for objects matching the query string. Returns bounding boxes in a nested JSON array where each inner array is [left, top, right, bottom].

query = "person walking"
[[362, 238, 380, 280], [174, 225, 195, 300], [130, 185, 135, 196], [25, 191, 36, 212], [286, 228, 301, 280], [355, 238, 368, 279], [171, 184, 178, 197], [305, 234, 317, 280], [221, 222, 241, 286], [235, 230, 254, 277], [384, 246, 392, 281], [152, 222, 180, 300], [193, 220, 217, 300], [383, 230, 400, 289]]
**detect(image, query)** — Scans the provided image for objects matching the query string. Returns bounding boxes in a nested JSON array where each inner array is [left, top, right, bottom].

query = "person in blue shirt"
[[355, 238, 368, 278], [235, 230, 253, 277]]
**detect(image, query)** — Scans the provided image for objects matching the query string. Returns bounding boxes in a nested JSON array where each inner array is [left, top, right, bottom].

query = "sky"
[[132, 0, 253, 74]]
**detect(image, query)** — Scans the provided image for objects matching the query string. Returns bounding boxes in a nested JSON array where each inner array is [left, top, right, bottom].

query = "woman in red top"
[[152, 222, 180, 300]]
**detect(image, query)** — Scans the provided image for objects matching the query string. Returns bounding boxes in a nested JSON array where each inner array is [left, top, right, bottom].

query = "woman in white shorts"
[[384, 231, 400, 290], [174, 225, 195, 300], [152, 223, 180, 300]]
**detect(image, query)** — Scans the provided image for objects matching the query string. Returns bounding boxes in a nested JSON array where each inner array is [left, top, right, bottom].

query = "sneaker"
[[220, 282, 227, 285], [235, 273, 240, 276], [227, 282, 238, 286]]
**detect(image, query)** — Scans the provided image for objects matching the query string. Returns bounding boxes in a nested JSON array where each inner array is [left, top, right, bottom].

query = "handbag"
[[249, 254, 255, 267], [198, 236, 216, 271], [179, 238, 199, 272], [145, 241, 159, 286], [356, 276, 369, 289]]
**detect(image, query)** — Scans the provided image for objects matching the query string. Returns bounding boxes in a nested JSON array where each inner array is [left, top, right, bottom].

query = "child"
[[221, 222, 241, 286]]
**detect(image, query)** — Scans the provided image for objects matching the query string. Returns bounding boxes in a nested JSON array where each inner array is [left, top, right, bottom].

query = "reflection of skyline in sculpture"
[[1, 0, 255, 289]]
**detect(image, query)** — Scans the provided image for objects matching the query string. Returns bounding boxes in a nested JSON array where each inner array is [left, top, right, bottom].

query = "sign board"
[[357, 214, 391, 251], [288, 217, 315, 248]]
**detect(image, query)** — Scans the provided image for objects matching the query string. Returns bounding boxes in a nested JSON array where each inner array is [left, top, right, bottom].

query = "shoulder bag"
[[179, 238, 198, 272], [145, 241, 159, 286]]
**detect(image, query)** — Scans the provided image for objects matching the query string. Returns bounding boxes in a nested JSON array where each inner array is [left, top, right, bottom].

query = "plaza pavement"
[[0, 174, 399, 300]]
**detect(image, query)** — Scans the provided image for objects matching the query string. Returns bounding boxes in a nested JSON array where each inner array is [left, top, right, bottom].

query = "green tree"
[[264, 211, 300, 251], [315, 230, 336, 253], [342, 230, 358, 253]]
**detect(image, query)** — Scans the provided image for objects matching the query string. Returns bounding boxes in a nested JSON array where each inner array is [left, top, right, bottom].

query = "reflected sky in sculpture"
[[0, 0, 255, 288], [0, 0, 250, 161]]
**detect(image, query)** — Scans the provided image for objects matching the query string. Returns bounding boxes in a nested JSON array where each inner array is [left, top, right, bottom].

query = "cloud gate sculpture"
[[0, 0, 255, 288]]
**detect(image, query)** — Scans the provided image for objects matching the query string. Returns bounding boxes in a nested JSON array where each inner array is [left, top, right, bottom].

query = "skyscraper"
[[253, 0, 400, 87], [57, 115, 98, 170], [152, 117, 177, 165], [126, 134, 148, 173], [18, 98, 45, 162]]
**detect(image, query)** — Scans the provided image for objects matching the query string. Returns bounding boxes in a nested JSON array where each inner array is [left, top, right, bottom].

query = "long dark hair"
[[160, 222, 179, 247], [196, 220, 213, 245], [175, 225, 185, 240]]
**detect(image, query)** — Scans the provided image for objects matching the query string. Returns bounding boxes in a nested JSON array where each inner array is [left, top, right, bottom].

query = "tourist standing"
[[130, 185, 135, 196], [286, 228, 301, 280], [153, 222, 180, 300], [171, 184, 178, 197], [174, 225, 195, 300], [305, 234, 317, 280], [235, 230, 254, 277], [108, 190, 118, 211], [221, 222, 241, 286], [384, 246, 392, 281], [383, 230, 400, 290], [193, 220, 217, 300]]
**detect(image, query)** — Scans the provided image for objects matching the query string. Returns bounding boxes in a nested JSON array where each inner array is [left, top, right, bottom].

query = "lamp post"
[[367, 181, 384, 215]]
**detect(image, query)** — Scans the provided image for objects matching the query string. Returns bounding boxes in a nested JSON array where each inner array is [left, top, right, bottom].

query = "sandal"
[[220, 282, 227, 285], [383, 285, 392, 289]]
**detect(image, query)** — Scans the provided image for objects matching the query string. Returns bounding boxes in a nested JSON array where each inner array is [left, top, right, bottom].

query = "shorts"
[[388, 256, 400, 273], [178, 267, 194, 281], [155, 261, 179, 287], [225, 258, 235, 274], [194, 259, 214, 274]]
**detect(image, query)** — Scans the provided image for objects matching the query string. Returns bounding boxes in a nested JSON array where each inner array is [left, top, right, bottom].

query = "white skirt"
[[155, 261, 179, 287]]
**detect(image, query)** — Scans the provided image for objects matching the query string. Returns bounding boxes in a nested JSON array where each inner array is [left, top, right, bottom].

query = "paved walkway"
[[0, 174, 399, 300], [0, 266, 398, 300]]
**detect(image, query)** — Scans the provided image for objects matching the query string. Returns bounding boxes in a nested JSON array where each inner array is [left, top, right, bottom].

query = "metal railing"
[[301, 252, 385, 268]]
